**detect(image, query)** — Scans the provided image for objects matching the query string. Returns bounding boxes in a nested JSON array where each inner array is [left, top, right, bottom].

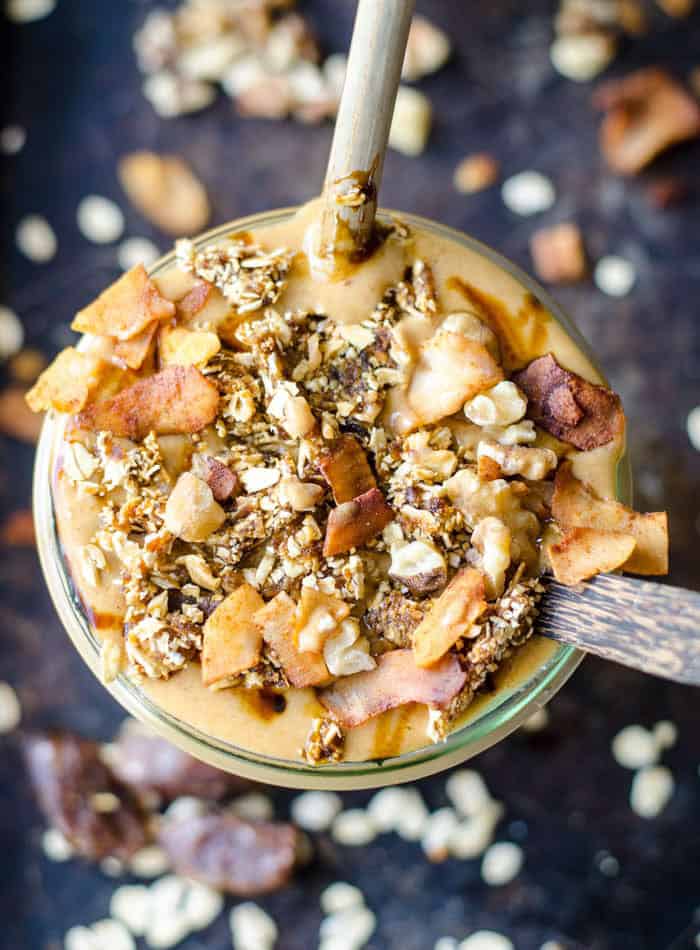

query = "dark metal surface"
[[1, 2, 699, 948]]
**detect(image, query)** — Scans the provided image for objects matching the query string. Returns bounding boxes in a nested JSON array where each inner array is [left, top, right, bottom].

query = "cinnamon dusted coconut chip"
[[113, 320, 159, 370], [318, 434, 376, 503], [548, 527, 637, 585], [513, 353, 624, 451], [76, 366, 219, 440], [323, 487, 394, 557], [413, 568, 487, 668], [72, 264, 175, 340], [594, 67, 700, 175], [552, 462, 668, 575], [202, 584, 264, 687], [118, 152, 210, 236], [255, 592, 329, 688], [26, 348, 111, 414]]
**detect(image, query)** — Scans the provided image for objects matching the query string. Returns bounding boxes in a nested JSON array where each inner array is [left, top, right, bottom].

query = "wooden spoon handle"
[[317, 0, 415, 261], [539, 574, 700, 685]]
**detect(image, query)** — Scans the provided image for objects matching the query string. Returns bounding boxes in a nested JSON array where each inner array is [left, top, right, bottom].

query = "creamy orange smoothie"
[[32, 200, 630, 766]]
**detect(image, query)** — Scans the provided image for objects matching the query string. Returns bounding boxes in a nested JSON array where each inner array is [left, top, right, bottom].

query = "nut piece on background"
[[655, 0, 696, 16], [530, 222, 587, 284], [402, 15, 451, 82], [389, 86, 432, 156], [453, 154, 500, 194], [594, 67, 700, 174], [118, 152, 210, 236]]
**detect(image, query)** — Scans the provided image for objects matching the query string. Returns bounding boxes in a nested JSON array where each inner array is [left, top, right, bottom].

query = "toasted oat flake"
[[331, 808, 377, 846], [0, 681, 21, 733], [230, 902, 278, 950], [460, 932, 514, 950], [118, 237, 161, 271], [0, 305, 24, 359], [612, 724, 659, 770], [320, 881, 365, 915], [481, 841, 524, 885], [42, 827, 74, 862], [501, 171, 556, 216], [630, 764, 674, 818], [0, 124, 26, 154], [291, 790, 342, 832], [77, 195, 125, 245], [6, 0, 56, 23], [594, 255, 636, 297], [16, 214, 57, 262]]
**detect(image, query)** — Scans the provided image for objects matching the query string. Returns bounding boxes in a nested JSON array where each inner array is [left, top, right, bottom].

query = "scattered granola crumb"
[[5, 0, 56, 24], [550, 33, 615, 82], [291, 790, 342, 832], [612, 724, 659, 770], [389, 86, 432, 156], [481, 841, 524, 885], [16, 214, 57, 262], [460, 932, 514, 950], [331, 808, 377, 847], [319, 904, 376, 949], [230, 902, 278, 950], [0, 681, 21, 733], [453, 154, 500, 194], [630, 764, 674, 818], [530, 223, 587, 284], [320, 881, 365, 915], [686, 406, 700, 451], [521, 706, 550, 733], [594, 255, 636, 297], [118, 237, 161, 271], [0, 124, 26, 154], [595, 849, 620, 877], [501, 171, 556, 216], [77, 195, 125, 245], [41, 827, 74, 862], [0, 305, 24, 359]]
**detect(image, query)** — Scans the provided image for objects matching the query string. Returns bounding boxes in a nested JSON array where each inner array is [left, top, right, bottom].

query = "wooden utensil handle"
[[317, 0, 415, 262], [539, 574, 700, 685]]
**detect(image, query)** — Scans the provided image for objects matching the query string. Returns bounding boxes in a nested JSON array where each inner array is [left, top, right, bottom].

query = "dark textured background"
[[1, 2, 700, 948]]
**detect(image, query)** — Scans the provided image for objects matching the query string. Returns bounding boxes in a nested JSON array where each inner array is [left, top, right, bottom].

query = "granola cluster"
[[28, 213, 662, 762]]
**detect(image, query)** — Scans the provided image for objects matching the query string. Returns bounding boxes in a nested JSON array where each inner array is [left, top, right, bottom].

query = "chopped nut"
[[178, 554, 220, 591], [471, 517, 511, 598], [241, 466, 280, 493], [164, 472, 225, 542], [594, 67, 700, 174], [477, 439, 558, 481], [267, 385, 316, 438], [389, 539, 447, 596], [530, 223, 587, 284], [453, 154, 500, 194], [389, 86, 432, 156], [278, 476, 324, 511], [119, 152, 210, 235], [294, 587, 349, 653], [402, 15, 451, 81], [464, 380, 527, 427], [322, 618, 376, 677]]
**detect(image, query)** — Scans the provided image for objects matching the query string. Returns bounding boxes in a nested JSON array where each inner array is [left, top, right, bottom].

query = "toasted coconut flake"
[[71, 265, 175, 341], [76, 366, 218, 440], [202, 583, 264, 687], [594, 67, 700, 175], [114, 320, 158, 370], [255, 592, 329, 687], [318, 435, 376, 503], [407, 332, 503, 430], [552, 462, 668, 575], [26, 348, 110, 414], [549, 527, 636, 585], [413, 567, 487, 668], [323, 487, 394, 557], [294, 587, 350, 653], [159, 324, 221, 368], [513, 353, 624, 451], [319, 649, 466, 728], [118, 152, 210, 236]]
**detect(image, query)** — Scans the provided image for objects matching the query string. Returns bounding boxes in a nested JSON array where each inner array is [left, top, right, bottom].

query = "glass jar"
[[33, 208, 631, 790]]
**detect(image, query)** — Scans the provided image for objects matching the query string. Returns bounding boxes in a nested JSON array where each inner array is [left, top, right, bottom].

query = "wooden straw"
[[315, 0, 415, 268]]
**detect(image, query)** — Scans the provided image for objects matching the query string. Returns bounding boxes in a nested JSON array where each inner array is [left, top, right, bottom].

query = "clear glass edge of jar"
[[32, 207, 632, 791]]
